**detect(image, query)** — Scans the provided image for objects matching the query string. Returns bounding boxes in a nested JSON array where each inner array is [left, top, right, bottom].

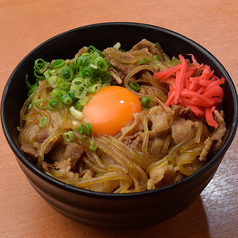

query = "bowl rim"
[[1, 21, 238, 198]]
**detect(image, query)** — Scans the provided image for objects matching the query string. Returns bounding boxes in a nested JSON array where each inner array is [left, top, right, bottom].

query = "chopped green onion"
[[39, 116, 48, 128], [92, 84, 101, 93], [70, 106, 84, 120], [94, 57, 108, 71], [51, 88, 66, 101], [34, 58, 48, 74], [70, 78, 84, 92], [85, 123, 93, 135], [76, 125, 87, 135], [75, 65, 82, 74], [90, 64, 97, 69], [88, 45, 103, 56], [87, 86, 93, 94], [94, 77, 102, 85], [51, 59, 66, 69], [61, 66, 74, 81], [153, 55, 159, 60], [47, 99, 59, 111], [100, 71, 111, 83], [81, 52, 90, 57], [68, 90, 76, 101], [44, 69, 57, 79], [170, 57, 179, 65], [78, 96, 89, 105], [25, 75, 38, 96], [34, 71, 45, 81], [113, 42, 121, 49], [129, 82, 140, 92], [81, 66, 95, 78], [89, 144, 97, 151], [89, 135, 97, 151], [76, 122, 93, 136], [154, 42, 167, 62], [63, 131, 74, 142], [47, 76, 58, 88], [34, 99, 49, 109], [27, 82, 38, 96], [56, 77, 69, 89], [28, 103, 33, 109], [25, 74, 32, 89], [77, 54, 90, 67], [72, 120, 81, 127], [85, 78, 95, 87], [75, 86, 88, 100], [141, 96, 152, 108], [75, 102, 84, 112], [61, 95, 73, 105], [69, 59, 78, 70], [136, 58, 151, 66]]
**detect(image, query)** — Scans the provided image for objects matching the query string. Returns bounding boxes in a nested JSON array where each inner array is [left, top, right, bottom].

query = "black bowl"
[[1, 22, 238, 229]]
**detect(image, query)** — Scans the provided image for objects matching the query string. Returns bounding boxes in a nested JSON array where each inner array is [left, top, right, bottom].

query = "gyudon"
[[19, 39, 226, 193]]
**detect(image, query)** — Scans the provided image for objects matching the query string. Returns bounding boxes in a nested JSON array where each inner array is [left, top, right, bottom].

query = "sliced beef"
[[147, 164, 176, 190], [51, 158, 79, 180], [34, 129, 55, 154], [21, 143, 38, 157], [47, 139, 84, 169], [106, 54, 137, 75], [199, 110, 226, 161], [128, 134, 143, 152], [147, 106, 172, 139], [74, 46, 88, 58], [34, 129, 49, 144], [131, 39, 162, 58], [149, 138, 165, 155], [64, 142, 84, 168], [171, 118, 195, 144], [101, 154, 117, 165], [119, 112, 144, 141]]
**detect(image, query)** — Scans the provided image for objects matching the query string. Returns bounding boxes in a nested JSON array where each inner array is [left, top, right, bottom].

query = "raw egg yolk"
[[83, 86, 142, 136]]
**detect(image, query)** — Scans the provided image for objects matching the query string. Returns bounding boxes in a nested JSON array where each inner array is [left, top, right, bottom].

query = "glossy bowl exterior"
[[1, 22, 238, 229]]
